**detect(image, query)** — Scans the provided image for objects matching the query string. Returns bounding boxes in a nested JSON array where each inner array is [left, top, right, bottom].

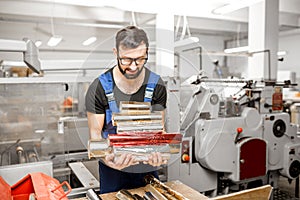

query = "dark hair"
[[115, 26, 149, 50]]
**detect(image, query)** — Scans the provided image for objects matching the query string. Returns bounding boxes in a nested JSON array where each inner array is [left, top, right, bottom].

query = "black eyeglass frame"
[[117, 51, 148, 66]]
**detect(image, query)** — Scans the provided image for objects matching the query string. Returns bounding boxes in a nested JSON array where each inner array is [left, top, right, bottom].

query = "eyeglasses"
[[118, 56, 148, 66]]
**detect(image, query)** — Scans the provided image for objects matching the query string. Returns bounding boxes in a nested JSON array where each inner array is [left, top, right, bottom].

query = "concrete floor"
[[276, 176, 299, 200]]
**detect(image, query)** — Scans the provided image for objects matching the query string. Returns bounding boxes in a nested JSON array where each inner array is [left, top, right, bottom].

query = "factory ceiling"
[[0, 0, 299, 52]]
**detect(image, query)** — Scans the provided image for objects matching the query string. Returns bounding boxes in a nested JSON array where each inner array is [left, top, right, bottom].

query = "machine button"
[[182, 154, 190, 162]]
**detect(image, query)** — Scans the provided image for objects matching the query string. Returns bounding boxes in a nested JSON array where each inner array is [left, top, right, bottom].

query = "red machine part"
[[272, 86, 283, 111], [239, 138, 267, 180], [181, 140, 190, 163], [237, 127, 243, 134], [0, 172, 71, 200], [0, 176, 11, 200], [234, 128, 243, 143], [182, 154, 190, 162]]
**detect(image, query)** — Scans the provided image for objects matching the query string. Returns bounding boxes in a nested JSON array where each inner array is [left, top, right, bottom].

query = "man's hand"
[[143, 152, 168, 167], [104, 153, 139, 170]]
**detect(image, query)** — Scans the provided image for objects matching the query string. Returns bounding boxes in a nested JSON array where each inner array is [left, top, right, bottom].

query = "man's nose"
[[129, 63, 138, 70]]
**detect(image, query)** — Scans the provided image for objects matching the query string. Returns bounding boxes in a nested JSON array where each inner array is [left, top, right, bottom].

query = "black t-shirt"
[[85, 67, 167, 115]]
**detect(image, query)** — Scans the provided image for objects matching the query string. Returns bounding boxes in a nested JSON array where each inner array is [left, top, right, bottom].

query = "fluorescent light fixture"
[[35, 129, 46, 134], [35, 40, 42, 47], [82, 36, 97, 46], [224, 47, 287, 56], [0, 39, 26, 51], [212, 0, 263, 15], [224, 46, 249, 53], [174, 37, 199, 48], [277, 51, 287, 56], [48, 0, 105, 7], [47, 35, 62, 47]]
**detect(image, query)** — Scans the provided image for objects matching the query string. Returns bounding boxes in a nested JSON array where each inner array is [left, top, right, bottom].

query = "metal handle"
[[51, 181, 72, 200]]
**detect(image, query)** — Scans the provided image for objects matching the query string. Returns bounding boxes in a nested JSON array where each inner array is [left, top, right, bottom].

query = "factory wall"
[[178, 34, 226, 80], [278, 32, 300, 85]]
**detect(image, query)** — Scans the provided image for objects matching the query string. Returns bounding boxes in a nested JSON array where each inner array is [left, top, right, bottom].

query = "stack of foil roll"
[[88, 101, 182, 161]]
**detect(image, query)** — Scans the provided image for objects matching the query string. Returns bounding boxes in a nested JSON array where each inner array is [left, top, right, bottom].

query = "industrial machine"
[[0, 38, 96, 188], [168, 77, 300, 197], [0, 75, 100, 198]]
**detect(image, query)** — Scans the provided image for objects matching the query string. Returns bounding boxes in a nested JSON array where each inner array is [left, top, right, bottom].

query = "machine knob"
[[240, 159, 245, 164], [234, 128, 243, 143], [237, 127, 243, 134]]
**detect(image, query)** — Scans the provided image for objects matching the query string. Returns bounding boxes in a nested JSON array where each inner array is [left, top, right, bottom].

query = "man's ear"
[[113, 48, 117, 57]]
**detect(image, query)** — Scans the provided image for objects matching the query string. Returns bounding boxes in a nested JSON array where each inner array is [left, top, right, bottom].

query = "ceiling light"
[[82, 36, 97, 46], [47, 35, 62, 47], [212, 0, 263, 15], [277, 51, 287, 56], [35, 40, 42, 47], [174, 37, 199, 48], [224, 47, 288, 56], [48, 0, 105, 7], [224, 46, 249, 53], [2, 61, 27, 67]]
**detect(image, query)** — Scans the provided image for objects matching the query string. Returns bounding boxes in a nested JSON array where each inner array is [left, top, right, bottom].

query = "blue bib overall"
[[98, 70, 160, 194]]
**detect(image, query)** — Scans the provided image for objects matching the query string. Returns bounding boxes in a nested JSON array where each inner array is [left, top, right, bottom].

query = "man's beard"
[[117, 61, 143, 79]]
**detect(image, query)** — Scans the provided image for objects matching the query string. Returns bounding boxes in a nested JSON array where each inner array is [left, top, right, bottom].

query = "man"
[[85, 26, 167, 194]]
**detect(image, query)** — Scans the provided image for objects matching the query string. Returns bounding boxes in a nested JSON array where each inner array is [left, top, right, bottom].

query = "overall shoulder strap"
[[98, 71, 119, 113], [144, 71, 160, 102], [99, 72, 114, 101]]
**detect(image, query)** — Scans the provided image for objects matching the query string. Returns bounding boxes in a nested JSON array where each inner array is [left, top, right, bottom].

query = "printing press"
[[168, 77, 300, 197]]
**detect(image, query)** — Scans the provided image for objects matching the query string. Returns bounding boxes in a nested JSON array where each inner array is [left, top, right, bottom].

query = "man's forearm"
[[90, 131, 102, 140], [87, 112, 105, 140]]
